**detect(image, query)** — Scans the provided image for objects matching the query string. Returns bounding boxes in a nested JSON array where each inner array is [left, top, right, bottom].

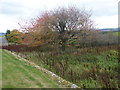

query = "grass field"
[[1, 49, 61, 88], [114, 31, 120, 36], [0, 49, 2, 89], [2, 43, 119, 88], [16, 45, 119, 88]]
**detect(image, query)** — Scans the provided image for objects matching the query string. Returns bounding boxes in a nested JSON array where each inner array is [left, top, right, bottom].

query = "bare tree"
[[20, 7, 95, 50], [43, 7, 94, 51]]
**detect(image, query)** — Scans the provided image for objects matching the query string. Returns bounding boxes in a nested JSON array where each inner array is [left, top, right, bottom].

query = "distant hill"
[[0, 33, 5, 36], [99, 28, 120, 32]]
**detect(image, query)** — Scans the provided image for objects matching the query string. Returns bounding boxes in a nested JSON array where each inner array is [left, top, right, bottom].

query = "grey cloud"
[[0, 1, 24, 15], [77, 0, 118, 17]]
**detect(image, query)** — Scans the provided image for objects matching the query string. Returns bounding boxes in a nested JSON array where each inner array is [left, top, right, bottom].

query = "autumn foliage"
[[19, 7, 96, 50], [6, 29, 24, 44]]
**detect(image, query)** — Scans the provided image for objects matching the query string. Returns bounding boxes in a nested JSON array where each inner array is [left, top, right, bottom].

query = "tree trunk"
[[61, 43, 65, 51]]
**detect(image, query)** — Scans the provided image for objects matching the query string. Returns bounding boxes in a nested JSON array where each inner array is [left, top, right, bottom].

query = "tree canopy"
[[20, 7, 95, 50], [6, 29, 23, 44]]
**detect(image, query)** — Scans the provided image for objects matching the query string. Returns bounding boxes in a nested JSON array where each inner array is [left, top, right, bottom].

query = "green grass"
[[0, 49, 2, 89], [0, 35, 5, 37], [113, 31, 120, 36], [112, 31, 120, 37], [18, 46, 119, 88], [1, 49, 61, 88]]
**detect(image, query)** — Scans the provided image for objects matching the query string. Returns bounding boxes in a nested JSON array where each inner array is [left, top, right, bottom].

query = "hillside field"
[[1, 49, 61, 88]]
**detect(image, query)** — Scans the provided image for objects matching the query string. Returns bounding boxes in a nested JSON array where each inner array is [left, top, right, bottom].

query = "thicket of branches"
[[20, 7, 92, 49], [18, 6, 118, 50]]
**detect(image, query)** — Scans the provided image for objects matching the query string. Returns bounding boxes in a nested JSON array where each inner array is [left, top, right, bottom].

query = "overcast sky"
[[0, 0, 119, 32]]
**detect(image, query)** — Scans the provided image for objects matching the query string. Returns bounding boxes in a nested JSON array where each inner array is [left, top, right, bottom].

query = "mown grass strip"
[[0, 49, 2, 89], [2, 49, 60, 88]]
